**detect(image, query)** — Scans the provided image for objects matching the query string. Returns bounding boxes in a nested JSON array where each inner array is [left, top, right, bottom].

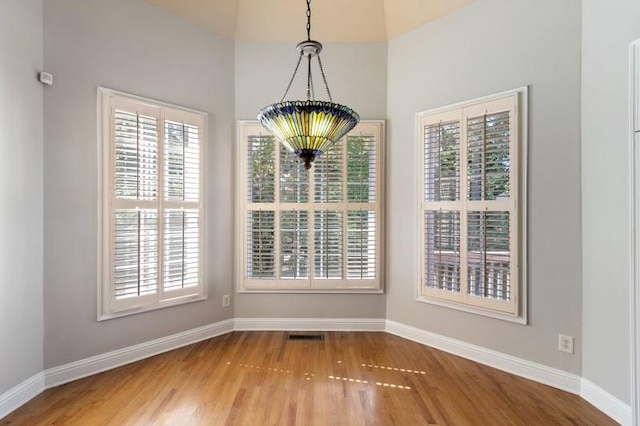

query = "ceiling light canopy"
[[257, 0, 359, 169]]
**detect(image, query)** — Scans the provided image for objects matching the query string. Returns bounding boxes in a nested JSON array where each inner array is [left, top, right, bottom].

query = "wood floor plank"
[[1, 332, 616, 425]]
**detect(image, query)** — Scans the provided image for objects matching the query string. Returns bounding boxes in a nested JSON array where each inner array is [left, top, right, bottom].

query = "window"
[[417, 88, 527, 322], [98, 88, 206, 319], [237, 121, 384, 292]]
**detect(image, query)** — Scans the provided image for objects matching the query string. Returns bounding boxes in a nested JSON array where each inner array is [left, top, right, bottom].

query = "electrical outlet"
[[222, 294, 231, 308], [558, 334, 574, 354]]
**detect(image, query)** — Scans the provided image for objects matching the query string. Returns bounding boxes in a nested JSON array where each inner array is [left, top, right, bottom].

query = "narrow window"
[[418, 88, 527, 321], [99, 89, 206, 318]]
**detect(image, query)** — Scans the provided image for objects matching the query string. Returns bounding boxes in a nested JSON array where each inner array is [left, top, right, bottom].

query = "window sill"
[[98, 294, 207, 321], [238, 288, 384, 295], [416, 295, 527, 325]]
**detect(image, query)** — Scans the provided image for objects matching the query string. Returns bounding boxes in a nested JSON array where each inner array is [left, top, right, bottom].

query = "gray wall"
[[43, 0, 235, 368], [0, 0, 44, 393], [386, 0, 583, 373], [234, 41, 388, 318], [582, 0, 640, 404]]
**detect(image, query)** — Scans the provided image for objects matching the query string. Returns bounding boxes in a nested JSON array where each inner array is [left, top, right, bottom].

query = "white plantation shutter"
[[280, 144, 309, 203], [467, 211, 510, 300], [280, 210, 309, 279], [422, 117, 462, 300], [314, 210, 343, 279], [418, 88, 526, 320], [344, 134, 378, 282], [424, 121, 460, 202], [114, 209, 158, 298], [100, 89, 206, 318], [114, 111, 158, 200], [246, 210, 276, 279], [161, 115, 201, 298], [314, 140, 343, 203], [247, 135, 276, 203], [112, 108, 160, 302], [238, 121, 384, 291], [424, 210, 460, 293], [163, 209, 200, 291], [466, 110, 512, 305], [164, 121, 200, 201], [347, 135, 378, 203], [244, 134, 277, 286], [346, 210, 376, 279], [467, 112, 511, 201]]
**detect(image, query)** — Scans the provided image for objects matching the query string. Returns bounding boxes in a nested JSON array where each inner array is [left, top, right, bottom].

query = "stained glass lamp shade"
[[258, 100, 359, 169]]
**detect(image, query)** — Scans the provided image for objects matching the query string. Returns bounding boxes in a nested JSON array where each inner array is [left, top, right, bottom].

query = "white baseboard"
[[385, 320, 632, 424], [581, 379, 632, 426], [0, 317, 632, 425], [44, 318, 234, 388], [385, 320, 582, 393], [234, 317, 386, 331], [0, 372, 44, 420]]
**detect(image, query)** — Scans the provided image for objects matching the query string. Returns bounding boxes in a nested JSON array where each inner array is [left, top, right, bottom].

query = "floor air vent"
[[287, 333, 324, 341]]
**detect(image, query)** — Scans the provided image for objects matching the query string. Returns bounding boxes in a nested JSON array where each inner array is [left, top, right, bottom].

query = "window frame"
[[416, 87, 528, 324], [236, 120, 385, 293], [97, 87, 208, 320]]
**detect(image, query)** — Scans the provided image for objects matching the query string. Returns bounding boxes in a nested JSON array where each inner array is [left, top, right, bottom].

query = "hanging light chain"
[[307, 55, 315, 100], [316, 54, 333, 102], [280, 52, 304, 102], [306, 0, 312, 41], [279, 0, 331, 103]]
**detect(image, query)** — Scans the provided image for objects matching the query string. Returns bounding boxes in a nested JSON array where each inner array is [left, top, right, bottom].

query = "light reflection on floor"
[[229, 361, 290, 373], [327, 375, 368, 384], [224, 360, 417, 391], [362, 363, 427, 375]]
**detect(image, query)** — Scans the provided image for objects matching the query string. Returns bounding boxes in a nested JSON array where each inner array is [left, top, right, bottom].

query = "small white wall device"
[[38, 72, 53, 86]]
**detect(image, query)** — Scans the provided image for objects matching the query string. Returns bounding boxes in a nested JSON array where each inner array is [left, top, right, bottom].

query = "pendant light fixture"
[[257, 0, 360, 170]]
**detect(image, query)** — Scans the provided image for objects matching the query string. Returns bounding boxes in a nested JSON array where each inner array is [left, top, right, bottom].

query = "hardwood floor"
[[1, 331, 615, 425]]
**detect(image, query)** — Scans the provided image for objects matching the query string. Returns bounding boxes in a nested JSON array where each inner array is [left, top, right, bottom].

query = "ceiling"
[[146, 0, 475, 42]]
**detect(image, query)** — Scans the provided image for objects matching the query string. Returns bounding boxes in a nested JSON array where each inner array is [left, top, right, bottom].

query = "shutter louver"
[[164, 121, 200, 201], [163, 209, 200, 291], [247, 210, 276, 279], [347, 211, 376, 279], [467, 112, 510, 201], [424, 210, 460, 292], [347, 135, 377, 203], [424, 121, 460, 202], [314, 140, 343, 203], [280, 211, 309, 279], [467, 211, 510, 300], [280, 144, 309, 203], [247, 135, 275, 203], [114, 110, 158, 200], [314, 210, 343, 279], [114, 209, 158, 298]]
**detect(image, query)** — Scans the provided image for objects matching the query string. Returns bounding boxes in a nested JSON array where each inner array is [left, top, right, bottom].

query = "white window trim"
[[97, 87, 208, 320], [415, 87, 528, 324], [235, 120, 385, 293]]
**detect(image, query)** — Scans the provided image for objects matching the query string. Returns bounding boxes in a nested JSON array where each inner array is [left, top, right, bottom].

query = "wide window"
[[417, 88, 527, 322], [98, 88, 206, 319], [237, 121, 384, 292]]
